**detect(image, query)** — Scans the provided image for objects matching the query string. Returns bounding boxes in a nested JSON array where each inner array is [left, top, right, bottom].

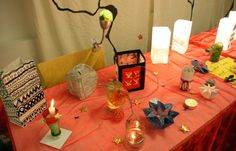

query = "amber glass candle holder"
[[106, 80, 127, 110], [42, 108, 61, 136], [125, 115, 144, 148]]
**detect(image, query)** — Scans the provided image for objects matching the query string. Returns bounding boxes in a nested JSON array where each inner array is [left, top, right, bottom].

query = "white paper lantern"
[[215, 17, 236, 51], [228, 11, 236, 40], [171, 19, 192, 54], [151, 26, 171, 64]]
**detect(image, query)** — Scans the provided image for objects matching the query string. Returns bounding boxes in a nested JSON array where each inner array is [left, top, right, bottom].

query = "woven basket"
[[66, 64, 97, 100]]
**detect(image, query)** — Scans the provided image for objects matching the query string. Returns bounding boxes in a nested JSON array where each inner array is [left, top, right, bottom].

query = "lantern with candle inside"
[[42, 99, 62, 136], [125, 114, 144, 148]]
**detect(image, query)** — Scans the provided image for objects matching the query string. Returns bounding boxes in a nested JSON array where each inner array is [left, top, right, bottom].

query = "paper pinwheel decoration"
[[143, 98, 179, 129]]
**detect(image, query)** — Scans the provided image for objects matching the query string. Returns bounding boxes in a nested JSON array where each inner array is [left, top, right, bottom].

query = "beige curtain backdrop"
[[153, 0, 235, 35], [32, 0, 152, 65], [0, 0, 235, 68]]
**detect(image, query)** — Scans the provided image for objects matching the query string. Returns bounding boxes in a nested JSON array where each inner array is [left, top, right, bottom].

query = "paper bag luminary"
[[215, 17, 236, 51], [171, 19, 192, 54], [228, 11, 236, 40], [180, 66, 195, 91], [151, 26, 171, 64], [42, 99, 62, 136]]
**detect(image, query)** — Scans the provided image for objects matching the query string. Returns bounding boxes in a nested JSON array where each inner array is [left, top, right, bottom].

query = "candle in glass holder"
[[126, 127, 144, 147], [49, 99, 56, 116], [125, 119, 144, 148]]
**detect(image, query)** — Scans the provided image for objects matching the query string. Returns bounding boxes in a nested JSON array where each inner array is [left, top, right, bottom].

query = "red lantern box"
[[115, 49, 146, 91]]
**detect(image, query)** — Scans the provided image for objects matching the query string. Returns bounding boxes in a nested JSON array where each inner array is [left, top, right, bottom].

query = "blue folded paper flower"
[[143, 98, 179, 129], [191, 60, 208, 74]]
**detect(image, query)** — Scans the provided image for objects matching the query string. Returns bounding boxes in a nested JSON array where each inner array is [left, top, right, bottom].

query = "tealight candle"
[[125, 119, 144, 148], [184, 99, 198, 109], [126, 128, 144, 147], [49, 99, 56, 116]]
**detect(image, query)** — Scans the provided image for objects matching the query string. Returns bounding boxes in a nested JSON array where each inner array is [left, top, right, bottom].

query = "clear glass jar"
[[125, 114, 144, 148]]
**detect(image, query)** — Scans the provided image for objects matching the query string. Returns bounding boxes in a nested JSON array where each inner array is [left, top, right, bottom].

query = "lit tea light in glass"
[[184, 99, 198, 109], [125, 119, 144, 148], [126, 128, 144, 147]]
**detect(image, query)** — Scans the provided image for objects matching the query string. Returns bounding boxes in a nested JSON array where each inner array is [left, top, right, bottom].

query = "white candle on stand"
[[49, 99, 56, 116]]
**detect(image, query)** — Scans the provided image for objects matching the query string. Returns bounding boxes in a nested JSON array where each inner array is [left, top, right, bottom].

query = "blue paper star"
[[143, 98, 179, 129]]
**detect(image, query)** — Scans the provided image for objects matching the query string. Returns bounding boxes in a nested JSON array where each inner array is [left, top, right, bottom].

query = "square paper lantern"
[[171, 19, 192, 54], [228, 11, 236, 40], [215, 17, 236, 50], [151, 26, 171, 64]]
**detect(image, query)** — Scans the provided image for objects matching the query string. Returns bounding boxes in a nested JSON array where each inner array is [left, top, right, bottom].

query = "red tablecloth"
[[5, 29, 236, 151]]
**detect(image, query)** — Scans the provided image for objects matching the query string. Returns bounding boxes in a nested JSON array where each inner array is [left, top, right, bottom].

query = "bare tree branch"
[[52, 0, 101, 16], [187, 0, 195, 21], [51, 0, 118, 55], [225, 0, 234, 17]]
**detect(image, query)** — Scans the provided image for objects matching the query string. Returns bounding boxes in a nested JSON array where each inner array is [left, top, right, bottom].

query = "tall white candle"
[[49, 99, 56, 116]]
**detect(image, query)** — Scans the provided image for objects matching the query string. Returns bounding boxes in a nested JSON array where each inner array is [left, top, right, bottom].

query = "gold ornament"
[[133, 99, 140, 105], [153, 72, 159, 76], [79, 106, 88, 113], [112, 137, 122, 145], [180, 125, 190, 133]]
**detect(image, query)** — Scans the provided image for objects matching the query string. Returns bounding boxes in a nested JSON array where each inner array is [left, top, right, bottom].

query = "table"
[[6, 29, 236, 151]]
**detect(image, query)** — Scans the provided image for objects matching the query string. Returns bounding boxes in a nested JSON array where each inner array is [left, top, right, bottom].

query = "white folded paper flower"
[[199, 84, 219, 100]]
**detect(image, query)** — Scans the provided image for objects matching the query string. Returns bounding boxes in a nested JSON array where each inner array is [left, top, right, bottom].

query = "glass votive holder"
[[106, 80, 127, 110], [125, 115, 144, 148], [42, 108, 61, 136]]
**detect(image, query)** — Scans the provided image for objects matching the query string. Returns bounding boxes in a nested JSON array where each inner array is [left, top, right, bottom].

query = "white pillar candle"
[[49, 99, 56, 116]]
